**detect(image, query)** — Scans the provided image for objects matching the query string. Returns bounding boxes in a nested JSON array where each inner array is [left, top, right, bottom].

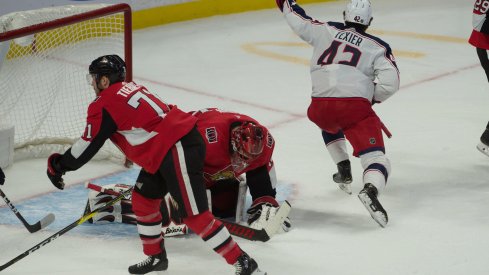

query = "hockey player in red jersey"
[[192, 108, 290, 232], [46, 55, 266, 275], [276, 0, 400, 227], [469, 0, 489, 157]]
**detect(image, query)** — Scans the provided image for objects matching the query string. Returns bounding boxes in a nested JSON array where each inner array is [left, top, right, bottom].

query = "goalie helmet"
[[230, 122, 265, 161], [88, 54, 126, 84], [344, 0, 372, 26]]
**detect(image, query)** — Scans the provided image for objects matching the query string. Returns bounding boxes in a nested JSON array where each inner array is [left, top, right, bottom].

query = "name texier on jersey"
[[281, 0, 399, 102], [61, 82, 197, 174]]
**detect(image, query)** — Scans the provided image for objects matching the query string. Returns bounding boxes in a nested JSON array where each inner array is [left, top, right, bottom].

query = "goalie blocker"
[[84, 182, 290, 238]]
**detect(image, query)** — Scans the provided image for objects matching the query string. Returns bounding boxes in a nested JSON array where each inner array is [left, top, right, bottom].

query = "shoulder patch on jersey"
[[205, 127, 218, 143], [267, 133, 274, 148]]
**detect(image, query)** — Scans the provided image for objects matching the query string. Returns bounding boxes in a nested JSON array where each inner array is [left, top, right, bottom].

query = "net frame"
[[0, 4, 132, 162]]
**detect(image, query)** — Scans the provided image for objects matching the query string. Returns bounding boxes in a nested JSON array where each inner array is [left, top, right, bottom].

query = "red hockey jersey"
[[192, 108, 275, 188], [65, 82, 197, 173], [469, 0, 489, 49]]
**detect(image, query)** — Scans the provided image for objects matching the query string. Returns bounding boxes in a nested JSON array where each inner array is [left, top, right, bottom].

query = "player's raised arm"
[[276, 0, 325, 45]]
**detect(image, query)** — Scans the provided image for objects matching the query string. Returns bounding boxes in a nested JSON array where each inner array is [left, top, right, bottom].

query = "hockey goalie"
[[84, 108, 291, 237]]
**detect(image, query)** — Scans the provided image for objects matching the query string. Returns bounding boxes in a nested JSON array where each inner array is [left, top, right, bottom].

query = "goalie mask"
[[88, 54, 126, 85], [231, 122, 265, 162], [344, 0, 372, 26]]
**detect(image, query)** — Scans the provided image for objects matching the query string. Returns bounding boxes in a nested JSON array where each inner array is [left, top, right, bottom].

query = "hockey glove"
[[0, 167, 4, 185], [47, 153, 65, 190], [247, 196, 279, 226]]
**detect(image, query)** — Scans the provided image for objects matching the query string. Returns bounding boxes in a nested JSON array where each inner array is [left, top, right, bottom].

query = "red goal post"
[[0, 4, 132, 164]]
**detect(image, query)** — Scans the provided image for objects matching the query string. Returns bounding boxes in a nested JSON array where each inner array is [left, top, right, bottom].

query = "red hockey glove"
[[47, 153, 65, 190], [0, 167, 4, 185]]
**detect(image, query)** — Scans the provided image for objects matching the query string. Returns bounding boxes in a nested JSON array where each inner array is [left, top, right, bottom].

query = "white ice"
[[1, 0, 489, 274]]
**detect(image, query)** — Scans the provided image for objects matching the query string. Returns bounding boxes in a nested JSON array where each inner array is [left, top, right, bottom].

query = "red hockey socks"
[[184, 210, 242, 265], [132, 191, 164, 256]]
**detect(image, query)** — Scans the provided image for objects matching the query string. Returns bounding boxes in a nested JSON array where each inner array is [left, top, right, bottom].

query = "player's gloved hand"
[[47, 153, 65, 190], [0, 167, 5, 185], [247, 196, 281, 228]]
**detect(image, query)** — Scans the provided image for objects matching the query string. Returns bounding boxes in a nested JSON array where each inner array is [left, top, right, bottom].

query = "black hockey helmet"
[[88, 54, 126, 84]]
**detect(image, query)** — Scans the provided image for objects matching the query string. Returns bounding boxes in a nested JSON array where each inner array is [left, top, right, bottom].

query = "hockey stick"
[[0, 186, 133, 272], [0, 188, 55, 233], [85, 182, 291, 242]]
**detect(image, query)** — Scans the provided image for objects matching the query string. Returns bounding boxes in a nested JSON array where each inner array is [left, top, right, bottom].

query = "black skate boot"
[[332, 160, 352, 194], [358, 183, 388, 228], [128, 249, 168, 274], [234, 252, 267, 275], [477, 121, 489, 157]]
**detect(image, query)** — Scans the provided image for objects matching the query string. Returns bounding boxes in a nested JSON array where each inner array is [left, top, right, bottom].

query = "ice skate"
[[358, 183, 388, 227], [332, 160, 352, 194], [234, 252, 267, 275], [477, 124, 489, 157], [128, 249, 168, 274], [476, 142, 489, 157]]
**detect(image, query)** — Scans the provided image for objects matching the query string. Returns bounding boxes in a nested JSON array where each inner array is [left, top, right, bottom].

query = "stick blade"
[[40, 213, 55, 229], [27, 213, 55, 233]]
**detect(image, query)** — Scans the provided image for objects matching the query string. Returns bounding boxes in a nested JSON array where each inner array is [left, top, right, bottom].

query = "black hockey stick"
[[0, 188, 55, 233], [85, 182, 290, 242], [0, 186, 133, 272]]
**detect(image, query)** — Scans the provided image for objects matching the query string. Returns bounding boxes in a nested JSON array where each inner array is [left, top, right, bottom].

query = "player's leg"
[[475, 47, 489, 157], [308, 99, 352, 193], [128, 169, 168, 274], [162, 127, 265, 274], [344, 111, 390, 227]]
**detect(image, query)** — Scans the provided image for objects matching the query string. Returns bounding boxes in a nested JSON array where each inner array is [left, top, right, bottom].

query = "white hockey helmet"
[[344, 0, 372, 26]]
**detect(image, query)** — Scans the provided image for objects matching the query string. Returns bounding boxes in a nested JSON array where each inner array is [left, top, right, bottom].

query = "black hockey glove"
[[47, 153, 65, 190], [0, 167, 4, 185]]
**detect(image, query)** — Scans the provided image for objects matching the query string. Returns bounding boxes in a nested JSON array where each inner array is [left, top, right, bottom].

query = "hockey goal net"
[[0, 4, 132, 163]]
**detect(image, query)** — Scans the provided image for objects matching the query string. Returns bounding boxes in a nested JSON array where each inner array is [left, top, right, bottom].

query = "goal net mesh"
[[0, 4, 131, 162]]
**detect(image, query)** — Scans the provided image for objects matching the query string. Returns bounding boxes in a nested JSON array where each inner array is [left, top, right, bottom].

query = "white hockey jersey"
[[280, 0, 399, 102]]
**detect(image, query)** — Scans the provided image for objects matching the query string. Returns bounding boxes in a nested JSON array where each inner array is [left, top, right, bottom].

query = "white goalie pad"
[[84, 183, 187, 237]]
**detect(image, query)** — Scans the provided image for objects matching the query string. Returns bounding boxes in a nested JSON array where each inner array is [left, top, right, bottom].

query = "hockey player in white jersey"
[[276, 0, 400, 227]]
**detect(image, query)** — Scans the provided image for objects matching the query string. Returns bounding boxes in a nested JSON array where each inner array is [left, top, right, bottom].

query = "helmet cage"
[[231, 122, 265, 161]]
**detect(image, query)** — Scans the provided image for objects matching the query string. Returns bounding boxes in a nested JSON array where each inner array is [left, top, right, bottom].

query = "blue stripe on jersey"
[[365, 163, 389, 179], [288, 0, 312, 20], [322, 130, 345, 144]]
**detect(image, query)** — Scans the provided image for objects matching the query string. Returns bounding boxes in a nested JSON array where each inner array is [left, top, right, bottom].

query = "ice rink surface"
[[2, 0, 489, 274]]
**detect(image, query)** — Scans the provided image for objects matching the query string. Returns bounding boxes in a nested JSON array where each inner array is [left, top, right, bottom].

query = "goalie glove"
[[247, 196, 291, 233], [47, 153, 65, 190]]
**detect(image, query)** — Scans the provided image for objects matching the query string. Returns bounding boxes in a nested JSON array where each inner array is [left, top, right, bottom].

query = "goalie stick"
[[0, 186, 133, 272], [0, 188, 55, 233], [84, 182, 291, 242]]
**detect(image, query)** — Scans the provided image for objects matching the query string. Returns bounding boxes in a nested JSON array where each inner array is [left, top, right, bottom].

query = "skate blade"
[[338, 183, 352, 195], [476, 143, 489, 157], [357, 193, 387, 228]]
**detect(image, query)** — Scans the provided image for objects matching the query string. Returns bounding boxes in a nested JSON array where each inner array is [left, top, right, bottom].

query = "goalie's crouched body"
[[85, 108, 291, 236]]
